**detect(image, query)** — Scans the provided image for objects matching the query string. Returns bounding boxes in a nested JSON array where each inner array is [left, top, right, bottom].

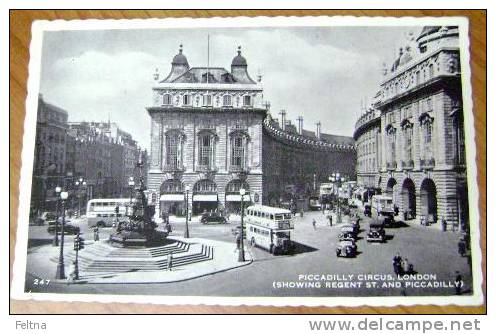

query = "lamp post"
[[55, 191, 69, 279], [75, 178, 86, 217], [238, 188, 246, 262], [330, 173, 344, 225], [52, 186, 61, 246], [184, 185, 190, 238], [128, 177, 135, 202]]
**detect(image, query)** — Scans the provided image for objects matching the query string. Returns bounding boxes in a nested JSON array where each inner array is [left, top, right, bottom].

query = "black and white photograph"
[[11, 16, 483, 307]]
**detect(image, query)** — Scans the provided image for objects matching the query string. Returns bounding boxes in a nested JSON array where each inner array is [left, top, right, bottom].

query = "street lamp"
[[184, 185, 190, 238], [330, 172, 344, 225], [55, 191, 69, 279], [238, 188, 246, 262], [75, 178, 86, 218], [128, 177, 135, 201], [52, 186, 62, 246]]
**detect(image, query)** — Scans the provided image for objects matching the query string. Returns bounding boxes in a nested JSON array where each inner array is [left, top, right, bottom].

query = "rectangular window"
[[163, 94, 172, 105], [231, 136, 245, 167], [166, 135, 181, 168], [199, 135, 212, 166], [203, 95, 212, 107], [183, 95, 191, 106], [243, 95, 251, 106], [223, 95, 232, 107]]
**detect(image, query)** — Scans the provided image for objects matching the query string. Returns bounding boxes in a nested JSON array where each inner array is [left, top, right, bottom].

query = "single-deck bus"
[[245, 205, 294, 255], [86, 198, 135, 227]]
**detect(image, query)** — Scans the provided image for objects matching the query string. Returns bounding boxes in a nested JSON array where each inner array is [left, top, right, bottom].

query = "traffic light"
[[73, 233, 85, 251]]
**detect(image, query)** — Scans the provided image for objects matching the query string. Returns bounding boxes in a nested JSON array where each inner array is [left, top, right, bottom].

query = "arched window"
[[197, 131, 216, 169], [401, 120, 413, 163], [223, 94, 232, 107], [163, 94, 173, 106], [160, 179, 183, 194], [193, 179, 217, 193], [229, 131, 249, 170], [419, 114, 434, 163], [163, 131, 184, 170], [226, 180, 250, 194], [386, 125, 396, 169]]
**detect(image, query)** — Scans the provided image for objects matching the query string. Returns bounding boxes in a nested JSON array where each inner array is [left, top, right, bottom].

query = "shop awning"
[[193, 194, 218, 202], [160, 194, 185, 202], [225, 194, 252, 202]]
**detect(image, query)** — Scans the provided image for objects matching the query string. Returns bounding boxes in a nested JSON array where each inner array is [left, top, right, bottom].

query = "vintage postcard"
[[11, 16, 483, 307]]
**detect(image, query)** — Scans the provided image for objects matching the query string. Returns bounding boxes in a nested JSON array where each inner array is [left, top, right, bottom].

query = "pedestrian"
[[93, 226, 99, 241], [312, 219, 317, 230], [328, 214, 333, 226], [441, 216, 447, 232], [455, 271, 463, 295], [458, 238, 467, 257], [300, 209, 304, 218], [403, 258, 410, 274], [167, 253, 173, 271], [235, 231, 241, 250], [393, 252, 403, 276]]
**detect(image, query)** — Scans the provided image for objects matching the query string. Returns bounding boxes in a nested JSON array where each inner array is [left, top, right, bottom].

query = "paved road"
[[24, 210, 472, 297]]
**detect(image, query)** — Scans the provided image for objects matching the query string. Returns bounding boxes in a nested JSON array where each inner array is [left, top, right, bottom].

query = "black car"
[[200, 212, 227, 224], [47, 219, 80, 235]]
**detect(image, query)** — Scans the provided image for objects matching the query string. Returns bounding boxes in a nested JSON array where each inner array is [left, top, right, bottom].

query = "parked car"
[[366, 221, 386, 242], [338, 224, 357, 241], [363, 204, 372, 217], [200, 212, 227, 224], [336, 239, 357, 257], [47, 219, 80, 235]]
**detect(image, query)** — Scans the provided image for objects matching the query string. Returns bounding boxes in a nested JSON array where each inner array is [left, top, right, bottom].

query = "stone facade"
[[354, 108, 382, 189], [147, 46, 356, 218], [354, 26, 468, 229], [147, 46, 265, 217], [31, 95, 69, 213]]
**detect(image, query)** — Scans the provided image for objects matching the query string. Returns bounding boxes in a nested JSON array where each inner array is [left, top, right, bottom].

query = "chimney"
[[297, 116, 303, 135], [279, 110, 287, 131], [316, 122, 321, 140]]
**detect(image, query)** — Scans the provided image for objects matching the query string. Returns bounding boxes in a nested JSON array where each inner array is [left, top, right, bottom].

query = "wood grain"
[[9, 9, 486, 314]]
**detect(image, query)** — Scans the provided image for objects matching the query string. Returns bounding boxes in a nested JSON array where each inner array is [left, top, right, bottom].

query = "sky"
[[39, 26, 422, 150]]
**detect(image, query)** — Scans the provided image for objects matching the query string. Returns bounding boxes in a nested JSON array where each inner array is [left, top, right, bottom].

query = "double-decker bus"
[[245, 205, 294, 255], [86, 198, 135, 227]]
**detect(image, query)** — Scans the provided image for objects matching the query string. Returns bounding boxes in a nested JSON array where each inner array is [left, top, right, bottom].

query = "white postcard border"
[[11, 15, 484, 308]]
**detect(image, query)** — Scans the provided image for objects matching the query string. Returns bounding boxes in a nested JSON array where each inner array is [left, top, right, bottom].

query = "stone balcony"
[[163, 164, 185, 173], [420, 157, 436, 169], [401, 159, 415, 170], [386, 161, 397, 171]]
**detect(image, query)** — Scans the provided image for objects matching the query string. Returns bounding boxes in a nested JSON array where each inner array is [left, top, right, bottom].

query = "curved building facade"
[[354, 26, 468, 229]]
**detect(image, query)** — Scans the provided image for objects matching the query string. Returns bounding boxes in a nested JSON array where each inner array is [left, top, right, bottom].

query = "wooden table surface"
[[9, 10, 486, 314]]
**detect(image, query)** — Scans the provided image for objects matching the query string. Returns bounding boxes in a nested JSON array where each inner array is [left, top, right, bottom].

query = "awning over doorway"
[[225, 194, 252, 202], [193, 194, 218, 202], [160, 194, 185, 202]]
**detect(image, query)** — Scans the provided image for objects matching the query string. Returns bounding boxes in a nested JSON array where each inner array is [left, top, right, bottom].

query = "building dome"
[[232, 46, 247, 66], [172, 45, 189, 66], [416, 26, 458, 41]]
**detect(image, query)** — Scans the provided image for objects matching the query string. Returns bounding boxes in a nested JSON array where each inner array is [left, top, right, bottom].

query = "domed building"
[[146, 45, 356, 219], [356, 26, 468, 230]]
